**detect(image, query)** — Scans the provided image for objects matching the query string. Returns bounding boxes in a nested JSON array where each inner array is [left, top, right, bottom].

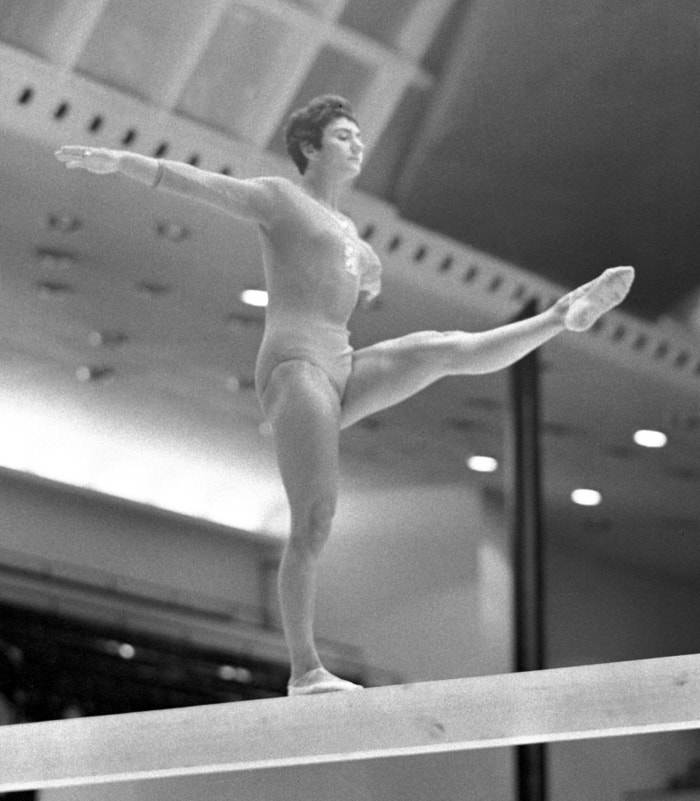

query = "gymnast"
[[56, 95, 634, 697]]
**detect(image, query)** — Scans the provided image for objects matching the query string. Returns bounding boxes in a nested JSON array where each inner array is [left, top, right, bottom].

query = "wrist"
[[115, 151, 129, 176], [152, 159, 165, 188], [115, 152, 160, 186]]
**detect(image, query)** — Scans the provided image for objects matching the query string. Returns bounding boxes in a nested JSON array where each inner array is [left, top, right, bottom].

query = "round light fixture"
[[466, 455, 499, 473], [240, 289, 268, 307], [571, 488, 602, 506], [633, 429, 667, 448]]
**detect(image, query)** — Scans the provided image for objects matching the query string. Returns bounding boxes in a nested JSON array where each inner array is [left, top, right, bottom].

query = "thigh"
[[261, 359, 342, 515], [340, 331, 455, 429]]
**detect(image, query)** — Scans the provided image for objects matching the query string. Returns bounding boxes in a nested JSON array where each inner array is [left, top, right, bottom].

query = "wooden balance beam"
[[1, 653, 699, 792]]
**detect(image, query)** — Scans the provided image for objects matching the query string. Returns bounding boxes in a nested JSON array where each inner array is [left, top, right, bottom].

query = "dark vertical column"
[[506, 299, 548, 801]]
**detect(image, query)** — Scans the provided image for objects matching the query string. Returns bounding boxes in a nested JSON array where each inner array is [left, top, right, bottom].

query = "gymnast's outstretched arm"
[[54, 146, 277, 225]]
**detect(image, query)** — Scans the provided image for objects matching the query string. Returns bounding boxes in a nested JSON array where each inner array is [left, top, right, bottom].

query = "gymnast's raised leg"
[[340, 266, 634, 428]]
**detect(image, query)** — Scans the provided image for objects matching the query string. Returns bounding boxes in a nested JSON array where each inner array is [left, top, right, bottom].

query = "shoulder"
[[253, 175, 295, 197], [250, 175, 298, 210], [255, 177, 318, 227], [231, 175, 295, 226]]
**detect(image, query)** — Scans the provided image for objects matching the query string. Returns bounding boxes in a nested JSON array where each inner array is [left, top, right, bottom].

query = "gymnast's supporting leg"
[[260, 360, 362, 696], [340, 266, 634, 428]]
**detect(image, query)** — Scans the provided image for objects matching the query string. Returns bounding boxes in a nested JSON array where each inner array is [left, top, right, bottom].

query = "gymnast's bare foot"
[[557, 266, 635, 331], [287, 667, 363, 696]]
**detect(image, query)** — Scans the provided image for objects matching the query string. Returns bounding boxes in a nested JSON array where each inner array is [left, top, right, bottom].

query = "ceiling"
[[0, 0, 698, 589], [396, 0, 700, 322]]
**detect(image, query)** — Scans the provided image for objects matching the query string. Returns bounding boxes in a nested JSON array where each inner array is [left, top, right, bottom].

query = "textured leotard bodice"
[[259, 181, 381, 331]]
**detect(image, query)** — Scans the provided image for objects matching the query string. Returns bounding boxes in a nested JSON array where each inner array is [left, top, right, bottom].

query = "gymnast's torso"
[[152, 165, 381, 400], [255, 179, 381, 399]]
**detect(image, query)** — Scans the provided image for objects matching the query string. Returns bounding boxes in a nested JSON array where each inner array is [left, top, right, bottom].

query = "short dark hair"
[[285, 95, 358, 174]]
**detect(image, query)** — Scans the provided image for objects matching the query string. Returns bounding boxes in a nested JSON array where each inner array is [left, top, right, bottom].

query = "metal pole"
[[506, 299, 548, 801]]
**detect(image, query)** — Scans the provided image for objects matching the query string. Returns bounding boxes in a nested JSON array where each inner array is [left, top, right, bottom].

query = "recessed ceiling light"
[[571, 488, 602, 506], [240, 289, 268, 307], [88, 330, 128, 348], [46, 214, 82, 233], [155, 221, 190, 242], [217, 665, 253, 683], [467, 455, 499, 473], [135, 281, 172, 297], [118, 643, 136, 660], [633, 429, 667, 448], [35, 279, 74, 295], [217, 665, 237, 681], [36, 247, 78, 269], [76, 365, 115, 383]]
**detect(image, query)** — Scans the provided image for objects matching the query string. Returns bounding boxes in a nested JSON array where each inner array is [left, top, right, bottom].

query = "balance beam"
[[2, 653, 700, 792]]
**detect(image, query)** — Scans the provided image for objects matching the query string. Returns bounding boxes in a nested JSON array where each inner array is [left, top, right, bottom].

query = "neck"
[[301, 171, 346, 211]]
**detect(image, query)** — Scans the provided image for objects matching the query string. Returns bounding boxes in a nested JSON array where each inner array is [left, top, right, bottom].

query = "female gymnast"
[[56, 95, 634, 696]]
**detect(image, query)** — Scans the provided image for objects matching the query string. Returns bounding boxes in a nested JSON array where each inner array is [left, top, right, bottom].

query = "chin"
[[337, 165, 360, 182]]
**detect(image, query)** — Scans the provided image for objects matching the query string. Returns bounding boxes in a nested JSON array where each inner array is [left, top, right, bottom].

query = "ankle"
[[290, 658, 324, 683], [543, 301, 568, 329]]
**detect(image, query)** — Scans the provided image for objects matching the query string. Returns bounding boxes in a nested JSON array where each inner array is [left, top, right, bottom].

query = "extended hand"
[[54, 146, 120, 174]]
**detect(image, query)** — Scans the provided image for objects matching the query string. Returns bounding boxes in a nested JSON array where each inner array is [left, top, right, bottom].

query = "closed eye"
[[336, 129, 363, 146]]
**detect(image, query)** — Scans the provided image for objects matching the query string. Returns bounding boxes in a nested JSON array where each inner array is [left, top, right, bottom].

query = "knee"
[[439, 330, 472, 372], [290, 496, 337, 555]]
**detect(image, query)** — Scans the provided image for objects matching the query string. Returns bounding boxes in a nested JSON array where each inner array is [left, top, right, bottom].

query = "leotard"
[[152, 164, 381, 403], [255, 182, 381, 401]]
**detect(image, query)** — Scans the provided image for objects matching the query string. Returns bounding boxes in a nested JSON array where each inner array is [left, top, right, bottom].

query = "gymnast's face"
[[307, 117, 364, 178]]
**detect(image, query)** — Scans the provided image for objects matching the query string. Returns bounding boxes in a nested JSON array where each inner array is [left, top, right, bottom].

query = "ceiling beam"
[[2, 654, 700, 792]]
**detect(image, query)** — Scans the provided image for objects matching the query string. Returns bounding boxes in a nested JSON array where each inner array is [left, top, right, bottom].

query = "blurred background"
[[0, 1, 699, 799]]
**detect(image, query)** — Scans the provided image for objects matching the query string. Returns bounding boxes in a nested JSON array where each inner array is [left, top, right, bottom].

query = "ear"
[[300, 140, 319, 162]]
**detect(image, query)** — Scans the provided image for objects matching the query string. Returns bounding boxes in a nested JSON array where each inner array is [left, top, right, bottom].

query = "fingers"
[[54, 146, 118, 175], [54, 146, 97, 162], [54, 146, 108, 173], [54, 145, 103, 163], [55, 153, 87, 170]]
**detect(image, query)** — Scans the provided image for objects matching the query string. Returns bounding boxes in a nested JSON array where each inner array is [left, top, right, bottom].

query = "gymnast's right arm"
[[54, 146, 275, 224]]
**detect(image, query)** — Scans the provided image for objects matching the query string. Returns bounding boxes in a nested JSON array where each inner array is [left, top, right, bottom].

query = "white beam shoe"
[[288, 668, 364, 697], [564, 266, 635, 332]]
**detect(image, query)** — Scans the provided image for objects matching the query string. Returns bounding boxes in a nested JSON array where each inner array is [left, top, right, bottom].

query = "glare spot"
[[633, 429, 667, 448], [467, 455, 499, 473], [571, 489, 602, 506], [240, 289, 268, 307], [218, 665, 253, 683], [118, 643, 136, 660]]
